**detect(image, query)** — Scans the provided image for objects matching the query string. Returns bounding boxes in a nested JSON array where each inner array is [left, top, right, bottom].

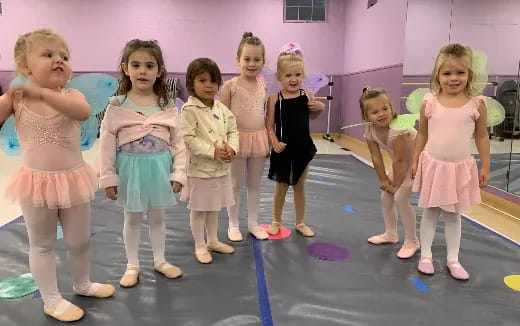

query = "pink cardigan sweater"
[[98, 104, 187, 189]]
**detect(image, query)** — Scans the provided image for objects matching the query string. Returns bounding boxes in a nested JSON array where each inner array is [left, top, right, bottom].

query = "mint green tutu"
[[116, 151, 176, 212]]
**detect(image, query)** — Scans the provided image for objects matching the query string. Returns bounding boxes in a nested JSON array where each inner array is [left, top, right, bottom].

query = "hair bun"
[[242, 32, 254, 40]]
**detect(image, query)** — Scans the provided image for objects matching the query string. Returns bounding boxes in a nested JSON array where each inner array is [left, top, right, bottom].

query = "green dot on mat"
[[0, 273, 38, 299]]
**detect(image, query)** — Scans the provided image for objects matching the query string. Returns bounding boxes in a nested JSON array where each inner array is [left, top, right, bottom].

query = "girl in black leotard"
[[266, 54, 325, 237]]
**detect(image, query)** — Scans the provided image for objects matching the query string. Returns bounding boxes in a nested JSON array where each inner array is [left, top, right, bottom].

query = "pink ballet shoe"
[[417, 257, 434, 275], [368, 233, 398, 245], [397, 240, 420, 259], [447, 261, 470, 280]]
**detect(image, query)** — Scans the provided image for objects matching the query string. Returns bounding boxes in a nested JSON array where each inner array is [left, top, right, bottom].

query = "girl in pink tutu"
[[412, 44, 490, 280], [181, 58, 239, 264], [360, 87, 420, 259], [220, 32, 270, 242], [0, 29, 115, 322]]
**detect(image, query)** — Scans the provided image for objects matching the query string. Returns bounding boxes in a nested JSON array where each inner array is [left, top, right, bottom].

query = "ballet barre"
[[322, 77, 335, 142], [402, 82, 498, 86], [315, 96, 334, 101]]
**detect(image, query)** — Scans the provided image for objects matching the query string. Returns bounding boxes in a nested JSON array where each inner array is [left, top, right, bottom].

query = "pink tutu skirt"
[[412, 151, 480, 213], [180, 175, 235, 211], [5, 162, 97, 209], [237, 129, 270, 158]]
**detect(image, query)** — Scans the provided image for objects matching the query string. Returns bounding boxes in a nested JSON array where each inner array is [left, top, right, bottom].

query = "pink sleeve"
[[423, 93, 435, 118], [98, 106, 119, 189], [168, 110, 187, 186]]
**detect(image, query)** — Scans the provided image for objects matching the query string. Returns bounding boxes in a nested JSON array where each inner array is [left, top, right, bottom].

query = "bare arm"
[[391, 135, 409, 189], [11, 83, 91, 121], [367, 139, 389, 183], [42, 88, 91, 121], [411, 102, 428, 176], [474, 101, 490, 187], [266, 94, 286, 153], [305, 88, 325, 120], [219, 80, 232, 110]]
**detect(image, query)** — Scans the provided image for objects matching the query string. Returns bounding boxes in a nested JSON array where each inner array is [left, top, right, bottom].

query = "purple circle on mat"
[[307, 242, 349, 261]]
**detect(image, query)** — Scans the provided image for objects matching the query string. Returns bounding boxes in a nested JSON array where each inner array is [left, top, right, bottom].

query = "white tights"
[[227, 156, 267, 229], [420, 207, 461, 262]]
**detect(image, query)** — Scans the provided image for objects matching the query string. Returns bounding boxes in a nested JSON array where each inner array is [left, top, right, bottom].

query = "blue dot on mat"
[[316, 176, 323, 181], [344, 205, 354, 214], [409, 278, 431, 292]]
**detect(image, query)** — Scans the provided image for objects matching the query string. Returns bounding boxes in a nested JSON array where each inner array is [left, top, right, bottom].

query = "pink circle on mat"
[[260, 225, 292, 240], [307, 242, 350, 261]]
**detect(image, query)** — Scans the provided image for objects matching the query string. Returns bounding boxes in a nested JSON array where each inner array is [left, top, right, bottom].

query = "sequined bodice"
[[229, 77, 267, 131], [15, 104, 83, 171]]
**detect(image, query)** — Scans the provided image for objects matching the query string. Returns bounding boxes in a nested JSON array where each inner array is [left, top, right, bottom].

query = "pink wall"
[[404, 0, 520, 75], [343, 0, 408, 74], [0, 0, 346, 74], [341, 0, 407, 139]]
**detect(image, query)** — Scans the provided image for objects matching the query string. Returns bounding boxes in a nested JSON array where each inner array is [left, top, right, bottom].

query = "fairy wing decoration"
[[69, 73, 119, 149], [388, 87, 426, 131], [0, 76, 30, 155], [472, 50, 489, 95], [0, 115, 18, 155], [0, 73, 118, 155], [391, 51, 505, 131]]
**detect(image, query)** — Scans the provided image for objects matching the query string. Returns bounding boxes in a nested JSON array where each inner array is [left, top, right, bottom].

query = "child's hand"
[[10, 83, 44, 101], [379, 179, 393, 193], [387, 184, 397, 194], [213, 146, 228, 162], [411, 161, 418, 179], [171, 181, 183, 193], [222, 143, 236, 163], [105, 187, 118, 200], [273, 140, 287, 153], [308, 99, 325, 113], [479, 168, 489, 188]]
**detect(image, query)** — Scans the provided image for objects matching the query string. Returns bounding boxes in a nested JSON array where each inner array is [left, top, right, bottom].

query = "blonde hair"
[[14, 28, 70, 76], [430, 43, 477, 97], [276, 54, 305, 79], [237, 32, 265, 63], [359, 87, 396, 121]]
